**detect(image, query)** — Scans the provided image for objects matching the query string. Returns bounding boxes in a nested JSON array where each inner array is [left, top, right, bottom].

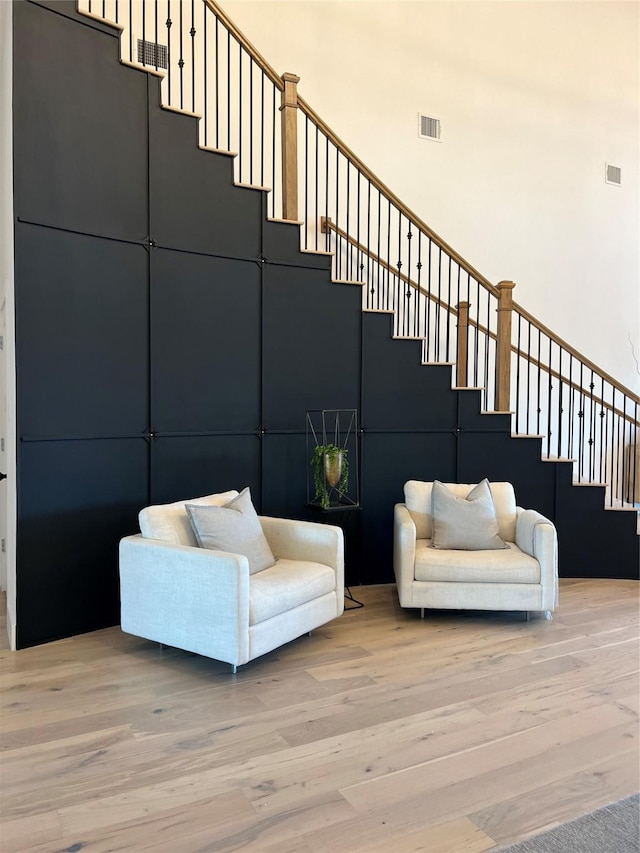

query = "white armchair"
[[120, 491, 344, 671], [394, 481, 558, 619]]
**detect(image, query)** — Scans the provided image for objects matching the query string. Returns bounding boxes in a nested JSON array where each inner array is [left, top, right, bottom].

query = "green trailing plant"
[[311, 443, 349, 509]]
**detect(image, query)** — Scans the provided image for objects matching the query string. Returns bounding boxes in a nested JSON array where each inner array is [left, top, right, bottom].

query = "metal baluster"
[[324, 136, 329, 253], [356, 170, 362, 283], [515, 313, 522, 434], [141, 0, 146, 65], [416, 233, 422, 340], [578, 363, 584, 482], [238, 46, 242, 182], [484, 289, 491, 408], [546, 338, 553, 458], [396, 212, 403, 337], [190, 0, 196, 114], [248, 57, 254, 186], [335, 147, 340, 280], [598, 377, 606, 487], [314, 121, 319, 251], [435, 249, 442, 361], [386, 198, 391, 312], [557, 346, 563, 458], [271, 87, 276, 218], [345, 162, 351, 280], [166, 3, 172, 105], [226, 29, 231, 150], [129, 0, 133, 63], [567, 354, 574, 462], [365, 180, 371, 296], [445, 256, 452, 361], [455, 265, 461, 357], [303, 116, 308, 251], [260, 72, 265, 189], [473, 279, 480, 388], [426, 239, 433, 363], [178, 1, 184, 110], [525, 320, 532, 434], [536, 328, 542, 436], [214, 16, 219, 149], [614, 393, 621, 504], [588, 370, 595, 482], [154, 0, 159, 71], [376, 191, 381, 310]]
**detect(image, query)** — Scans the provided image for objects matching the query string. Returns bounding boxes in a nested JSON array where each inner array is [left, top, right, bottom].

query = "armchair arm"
[[259, 516, 344, 601], [394, 503, 417, 607], [516, 508, 559, 611], [119, 535, 251, 665]]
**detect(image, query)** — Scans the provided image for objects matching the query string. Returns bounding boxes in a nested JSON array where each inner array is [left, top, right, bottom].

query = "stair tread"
[[301, 249, 334, 257], [454, 386, 484, 391], [267, 217, 303, 225], [511, 433, 545, 439], [79, 8, 124, 31], [234, 182, 271, 192], [364, 308, 395, 314], [333, 279, 366, 286], [199, 145, 237, 158], [162, 104, 202, 119], [481, 409, 513, 415], [120, 59, 165, 78], [542, 457, 576, 462]]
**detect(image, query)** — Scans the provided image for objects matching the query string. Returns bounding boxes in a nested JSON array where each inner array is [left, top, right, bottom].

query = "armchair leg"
[[420, 608, 425, 619], [544, 610, 553, 621], [525, 611, 530, 622], [231, 664, 237, 674]]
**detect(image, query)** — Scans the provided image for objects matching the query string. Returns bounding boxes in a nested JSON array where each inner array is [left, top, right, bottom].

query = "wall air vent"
[[137, 39, 168, 70], [605, 163, 621, 186], [418, 113, 442, 142]]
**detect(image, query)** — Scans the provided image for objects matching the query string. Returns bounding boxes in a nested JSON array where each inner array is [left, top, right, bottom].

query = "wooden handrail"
[[205, 0, 284, 91]]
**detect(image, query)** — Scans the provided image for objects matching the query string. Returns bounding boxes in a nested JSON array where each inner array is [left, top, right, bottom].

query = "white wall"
[[220, 0, 640, 395], [0, 1, 17, 649]]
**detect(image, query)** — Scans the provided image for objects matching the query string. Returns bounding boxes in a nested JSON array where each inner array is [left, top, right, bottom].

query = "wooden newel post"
[[280, 72, 300, 221], [496, 280, 516, 411], [456, 301, 470, 387]]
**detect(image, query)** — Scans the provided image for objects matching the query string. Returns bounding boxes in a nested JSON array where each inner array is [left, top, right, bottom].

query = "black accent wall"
[[12, 1, 638, 647]]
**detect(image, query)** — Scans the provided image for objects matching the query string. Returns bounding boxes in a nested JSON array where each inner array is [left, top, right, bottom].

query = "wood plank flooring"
[[1, 579, 638, 852]]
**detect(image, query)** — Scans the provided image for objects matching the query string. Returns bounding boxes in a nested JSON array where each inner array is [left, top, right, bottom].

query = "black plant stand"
[[305, 502, 364, 610]]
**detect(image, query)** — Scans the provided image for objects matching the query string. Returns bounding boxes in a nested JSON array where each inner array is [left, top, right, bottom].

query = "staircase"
[[77, 0, 639, 541]]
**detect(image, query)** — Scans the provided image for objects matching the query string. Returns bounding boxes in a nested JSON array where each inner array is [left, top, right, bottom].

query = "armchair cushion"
[[186, 487, 275, 575], [249, 560, 337, 624], [415, 539, 540, 583], [431, 479, 508, 551]]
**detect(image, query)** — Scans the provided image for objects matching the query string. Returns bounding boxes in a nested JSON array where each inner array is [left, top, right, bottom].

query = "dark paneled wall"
[[12, 1, 638, 646]]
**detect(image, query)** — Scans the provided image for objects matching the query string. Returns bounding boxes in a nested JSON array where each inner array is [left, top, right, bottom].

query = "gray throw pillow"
[[431, 479, 509, 550], [186, 487, 276, 574]]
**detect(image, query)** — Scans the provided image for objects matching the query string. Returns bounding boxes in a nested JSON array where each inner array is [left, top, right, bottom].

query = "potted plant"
[[311, 443, 349, 509]]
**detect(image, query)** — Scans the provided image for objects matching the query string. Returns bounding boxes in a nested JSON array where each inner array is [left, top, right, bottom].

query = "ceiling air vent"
[[137, 39, 168, 70], [605, 163, 621, 186], [418, 113, 442, 142]]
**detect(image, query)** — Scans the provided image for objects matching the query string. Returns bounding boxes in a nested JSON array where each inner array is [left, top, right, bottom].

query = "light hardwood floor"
[[1, 579, 638, 852]]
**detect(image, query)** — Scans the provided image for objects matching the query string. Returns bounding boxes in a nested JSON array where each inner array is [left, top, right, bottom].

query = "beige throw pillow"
[[431, 479, 508, 550], [186, 487, 276, 574]]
